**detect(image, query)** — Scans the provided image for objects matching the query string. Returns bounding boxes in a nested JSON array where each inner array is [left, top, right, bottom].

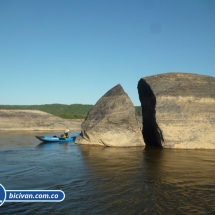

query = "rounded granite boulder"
[[139, 72, 215, 149]]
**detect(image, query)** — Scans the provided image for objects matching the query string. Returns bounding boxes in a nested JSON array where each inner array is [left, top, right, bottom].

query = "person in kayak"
[[61, 129, 70, 138]]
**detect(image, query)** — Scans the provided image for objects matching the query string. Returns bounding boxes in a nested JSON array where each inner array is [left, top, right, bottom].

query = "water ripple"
[[0, 132, 215, 214]]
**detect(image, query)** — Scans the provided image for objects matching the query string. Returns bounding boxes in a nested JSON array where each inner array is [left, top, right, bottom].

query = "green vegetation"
[[0, 104, 93, 119], [135, 106, 142, 116], [0, 104, 142, 119]]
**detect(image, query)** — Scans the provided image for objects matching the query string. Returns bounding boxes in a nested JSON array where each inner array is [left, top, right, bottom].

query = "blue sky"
[[1, 0, 215, 106]]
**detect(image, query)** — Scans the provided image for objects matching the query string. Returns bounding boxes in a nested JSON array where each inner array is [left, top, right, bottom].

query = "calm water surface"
[[0, 131, 215, 215]]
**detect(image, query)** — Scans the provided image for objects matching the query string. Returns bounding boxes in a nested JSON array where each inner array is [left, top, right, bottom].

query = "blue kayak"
[[35, 136, 75, 142]]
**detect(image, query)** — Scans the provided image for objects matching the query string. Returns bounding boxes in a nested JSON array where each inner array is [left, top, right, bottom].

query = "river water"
[[0, 131, 214, 215]]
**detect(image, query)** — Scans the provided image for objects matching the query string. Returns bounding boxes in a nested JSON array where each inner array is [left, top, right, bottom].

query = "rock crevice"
[[137, 79, 164, 147]]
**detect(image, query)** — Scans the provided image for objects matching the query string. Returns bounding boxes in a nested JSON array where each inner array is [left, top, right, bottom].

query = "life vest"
[[63, 133, 69, 138]]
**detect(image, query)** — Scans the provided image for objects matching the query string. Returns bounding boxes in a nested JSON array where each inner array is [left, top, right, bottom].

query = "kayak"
[[35, 136, 75, 142]]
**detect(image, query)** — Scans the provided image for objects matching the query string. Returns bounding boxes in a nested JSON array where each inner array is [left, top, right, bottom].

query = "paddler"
[[61, 129, 70, 138]]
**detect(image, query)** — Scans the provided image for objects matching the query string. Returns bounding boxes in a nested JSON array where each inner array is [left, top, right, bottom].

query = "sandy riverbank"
[[0, 109, 83, 131]]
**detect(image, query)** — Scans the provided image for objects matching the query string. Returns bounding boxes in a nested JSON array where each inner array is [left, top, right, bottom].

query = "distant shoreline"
[[0, 104, 141, 119], [0, 109, 83, 131]]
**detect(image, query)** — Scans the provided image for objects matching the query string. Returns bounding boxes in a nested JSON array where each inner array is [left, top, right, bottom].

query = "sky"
[[0, 0, 215, 106]]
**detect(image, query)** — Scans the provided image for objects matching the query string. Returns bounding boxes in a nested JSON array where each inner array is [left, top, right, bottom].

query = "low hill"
[[0, 104, 142, 119], [0, 109, 83, 130], [0, 104, 93, 119]]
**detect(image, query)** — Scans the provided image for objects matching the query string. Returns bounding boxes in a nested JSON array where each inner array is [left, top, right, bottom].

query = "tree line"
[[0, 104, 142, 119]]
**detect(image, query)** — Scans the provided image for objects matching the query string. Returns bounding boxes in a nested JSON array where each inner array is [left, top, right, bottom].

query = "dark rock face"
[[75, 84, 144, 147], [139, 72, 215, 149], [137, 79, 164, 147]]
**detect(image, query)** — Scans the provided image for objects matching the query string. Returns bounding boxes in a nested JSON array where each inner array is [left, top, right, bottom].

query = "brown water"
[[0, 131, 215, 214]]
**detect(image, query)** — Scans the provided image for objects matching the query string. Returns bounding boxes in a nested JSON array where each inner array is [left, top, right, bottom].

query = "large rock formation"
[[75, 84, 144, 147], [0, 110, 82, 130], [138, 72, 215, 149]]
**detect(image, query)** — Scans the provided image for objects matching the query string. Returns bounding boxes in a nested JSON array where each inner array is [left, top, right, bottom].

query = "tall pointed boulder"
[[75, 84, 144, 147]]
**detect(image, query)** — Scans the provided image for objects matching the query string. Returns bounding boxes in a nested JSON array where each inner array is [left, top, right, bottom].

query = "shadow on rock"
[[137, 79, 164, 148]]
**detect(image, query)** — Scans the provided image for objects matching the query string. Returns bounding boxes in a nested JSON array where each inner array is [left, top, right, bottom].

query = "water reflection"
[[77, 145, 215, 186], [36, 142, 69, 152], [79, 145, 144, 174], [78, 145, 215, 214], [0, 131, 215, 214]]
